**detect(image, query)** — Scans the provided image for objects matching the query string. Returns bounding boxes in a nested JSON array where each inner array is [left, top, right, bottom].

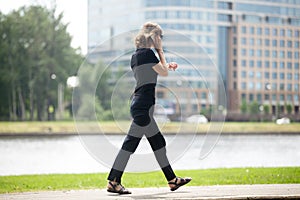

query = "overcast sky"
[[0, 0, 88, 54]]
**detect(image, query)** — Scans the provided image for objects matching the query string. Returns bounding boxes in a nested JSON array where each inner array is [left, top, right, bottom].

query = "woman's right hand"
[[168, 62, 178, 71], [152, 35, 163, 52]]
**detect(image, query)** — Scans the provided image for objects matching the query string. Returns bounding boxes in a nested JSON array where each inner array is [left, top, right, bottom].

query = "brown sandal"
[[107, 181, 131, 195], [168, 177, 192, 191]]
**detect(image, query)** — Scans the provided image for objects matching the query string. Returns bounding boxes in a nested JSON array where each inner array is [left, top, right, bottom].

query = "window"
[[280, 29, 285, 36], [280, 73, 285, 80], [272, 83, 277, 90], [272, 28, 277, 36], [264, 61, 270, 68], [265, 72, 270, 79], [250, 38, 254, 45], [233, 26, 237, 34], [295, 63, 299, 69], [287, 94, 292, 101], [257, 61, 262, 68], [272, 39, 277, 47], [256, 71, 262, 78], [242, 82, 247, 89], [242, 93, 246, 100], [280, 62, 285, 69], [295, 73, 299, 80], [280, 94, 285, 101], [256, 50, 262, 57], [242, 71, 247, 78], [241, 38, 247, 45], [242, 49, 247, 56], [265, 94, 269, 100], [287, 73, 292, 79], [249, 93, 254, 101], [256, 39, 262, 46], [257, 27, 262, 35], [250, 27, 255, 34], [233, 37, 237, 45], [272, 50, 277, 58], [280, 40, 285, 47], [287, 84, 292, 91], [287, 62, 292, 69], [295, 30, 299, 37], [242, 26, 246, 34], [256, 82, 262, 90], [264, 27, 270, 35], [264, 39, 270, 46], [288, 51, 292, 58], [249, 82, 254, 90], [295, 52, 299, 59], [242, 60, 247, 67], [295, 41, 299, 48], [272, 62, 277, 69], [233, 60, 237, 67], [287, 29, 292, 37], [295, 84, 299, 91], [233, 48, 237, 56], [294, 95, 299, 102], [257, 94, 262, 101], [250, 49, 254, 57], [272, 94, 277, 101], [233, 71, 237, 78], [280, 83, 285, 90], [249, 71, 254, 78], [265, 50, 270, 57], [249, 60, 254, 67], [287, 40, 292, 48], [279, 51, 285, 58], [272, 72, 277, 79]]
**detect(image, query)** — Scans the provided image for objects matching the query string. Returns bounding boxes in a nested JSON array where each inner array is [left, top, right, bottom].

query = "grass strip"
[[0, 167, 299, 194], [0, 121, 300, 135]]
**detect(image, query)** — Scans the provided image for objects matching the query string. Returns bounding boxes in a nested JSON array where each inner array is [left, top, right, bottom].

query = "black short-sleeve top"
[[130, 48, 159, 100]]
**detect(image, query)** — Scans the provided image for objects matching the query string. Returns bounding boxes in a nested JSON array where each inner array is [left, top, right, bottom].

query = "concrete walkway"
[[1, 184, 300, 200]]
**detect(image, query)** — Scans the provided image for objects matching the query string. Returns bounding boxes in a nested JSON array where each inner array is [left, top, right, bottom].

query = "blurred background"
[[0, 0, 299, 176]]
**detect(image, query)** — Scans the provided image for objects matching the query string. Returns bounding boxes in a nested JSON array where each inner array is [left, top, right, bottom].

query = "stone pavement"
[[1, 184, 300, 200]]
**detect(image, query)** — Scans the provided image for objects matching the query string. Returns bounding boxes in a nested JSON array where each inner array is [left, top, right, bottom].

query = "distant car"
[[276, 117, 290, 125], [185, 115, 208, 124], [154, 115, 170, 123]]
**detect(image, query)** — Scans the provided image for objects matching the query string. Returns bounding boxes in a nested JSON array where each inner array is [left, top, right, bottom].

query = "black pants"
[[107, 97, 176, 183]]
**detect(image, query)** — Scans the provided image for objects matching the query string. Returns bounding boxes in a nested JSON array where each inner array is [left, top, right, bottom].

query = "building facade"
[[88, 0, 300, 119]]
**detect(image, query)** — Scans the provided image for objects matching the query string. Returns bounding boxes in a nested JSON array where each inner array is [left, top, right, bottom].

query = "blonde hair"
[[134, 22, 163, 48]]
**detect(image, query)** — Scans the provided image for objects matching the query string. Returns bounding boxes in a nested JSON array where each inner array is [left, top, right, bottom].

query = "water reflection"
[[0, 134, 299, 175]]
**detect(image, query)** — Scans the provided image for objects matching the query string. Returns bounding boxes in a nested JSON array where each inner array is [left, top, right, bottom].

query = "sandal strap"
[[168, 177, 178, 185], [108, 181, 127, 193], [168, 177, 188, 186]]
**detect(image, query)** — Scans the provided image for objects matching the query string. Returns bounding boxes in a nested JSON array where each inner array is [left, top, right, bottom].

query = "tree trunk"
[[18, 86, 26, 121], [11, 81, 17, 121]]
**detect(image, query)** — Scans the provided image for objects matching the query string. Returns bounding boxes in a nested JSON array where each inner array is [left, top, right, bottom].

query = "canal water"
[[0, 134, 299, 175]]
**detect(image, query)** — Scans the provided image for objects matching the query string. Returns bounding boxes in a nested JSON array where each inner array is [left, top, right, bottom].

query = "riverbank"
[[0, 167, 299, 194], [0, 121, 299, 135]]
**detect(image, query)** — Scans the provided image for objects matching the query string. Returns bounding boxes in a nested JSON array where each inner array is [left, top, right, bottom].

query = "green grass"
[[0, 167, 299, 194], [0, 121, 300, 135]]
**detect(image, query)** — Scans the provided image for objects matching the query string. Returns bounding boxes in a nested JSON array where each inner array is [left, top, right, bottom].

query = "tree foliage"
[[0, 6, 83, 120]]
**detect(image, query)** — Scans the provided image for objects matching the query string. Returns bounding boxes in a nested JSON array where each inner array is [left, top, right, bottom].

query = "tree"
[[0, 6, 83, 121], [249, 101, 259, 115], [286, 104, 292, 114], [240, 99, 247, 114]]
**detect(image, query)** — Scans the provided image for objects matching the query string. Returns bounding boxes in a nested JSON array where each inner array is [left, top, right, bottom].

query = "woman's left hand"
[[168, 62, 178, 71]]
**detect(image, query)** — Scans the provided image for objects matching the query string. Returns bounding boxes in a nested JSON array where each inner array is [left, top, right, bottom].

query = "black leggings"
[[107, 98, 176, 183]]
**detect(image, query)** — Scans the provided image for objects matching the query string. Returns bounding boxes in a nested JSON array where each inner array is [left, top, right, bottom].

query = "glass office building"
[[88, 0, 300, 118]]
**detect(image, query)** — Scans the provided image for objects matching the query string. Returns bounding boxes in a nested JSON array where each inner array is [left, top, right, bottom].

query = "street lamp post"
[[51, 73, 64, 120]]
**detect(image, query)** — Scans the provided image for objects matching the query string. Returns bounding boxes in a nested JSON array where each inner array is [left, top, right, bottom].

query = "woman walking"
[[107, 22, 192, 195]]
